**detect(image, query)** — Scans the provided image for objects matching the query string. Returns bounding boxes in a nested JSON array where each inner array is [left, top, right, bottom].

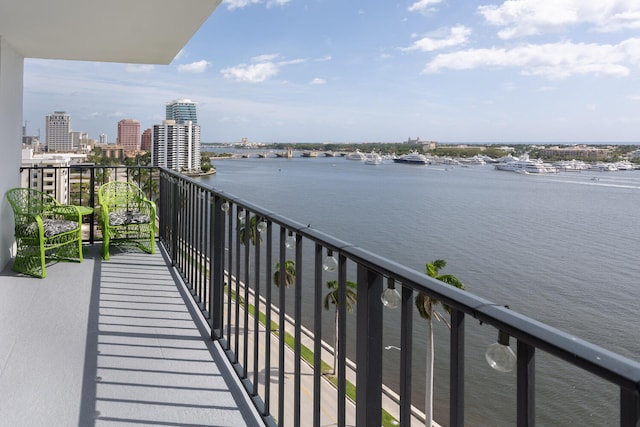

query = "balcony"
[[4, 165, 640, 426]]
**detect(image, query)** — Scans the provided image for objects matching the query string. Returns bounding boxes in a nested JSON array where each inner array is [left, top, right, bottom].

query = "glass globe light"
[[257, 220, 267, 234], [486, 330, 517, 372], [285, 231, 296, 249], [323, 250, 338, 272], [237, 209, 246, 221], [221, 202, 230, 212], [380, 279, 401, 309]]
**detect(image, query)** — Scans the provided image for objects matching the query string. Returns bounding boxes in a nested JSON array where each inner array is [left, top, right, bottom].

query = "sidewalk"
[[224, 276, 431, 426]]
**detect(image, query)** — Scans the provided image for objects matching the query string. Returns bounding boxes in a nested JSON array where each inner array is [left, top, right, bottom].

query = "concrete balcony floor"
[[0, 243, 263, 427]]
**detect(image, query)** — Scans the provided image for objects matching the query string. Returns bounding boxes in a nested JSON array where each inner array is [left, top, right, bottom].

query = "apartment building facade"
[[151, 120, 201, 172], [117, 119, 141, 151], [45, 111, 72, 152]]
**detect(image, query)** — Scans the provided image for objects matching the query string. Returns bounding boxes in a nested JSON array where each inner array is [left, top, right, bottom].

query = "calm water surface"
[[199, 153, 640, 426]]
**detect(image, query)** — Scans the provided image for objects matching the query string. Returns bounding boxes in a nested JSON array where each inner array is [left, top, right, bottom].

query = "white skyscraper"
[[152, 120, 201, 172], [46, 111, 72, 152]]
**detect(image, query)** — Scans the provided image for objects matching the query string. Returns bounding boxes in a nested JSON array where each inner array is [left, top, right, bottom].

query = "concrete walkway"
[[0, 243, 262, 427]]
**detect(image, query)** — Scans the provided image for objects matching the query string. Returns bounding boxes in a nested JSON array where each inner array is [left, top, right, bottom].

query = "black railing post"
[[620, 388, 640, 427], [294, 232, 302, 427], [338, 252, 347, 426], [517, 340, 535, 427], [450, 309, 465, 427], [211, 195, 225, 339], [313, 243, 323, 427], [356, 265, 383, 427], [171, 175, 179, 265], [400, 285, 413, 425]]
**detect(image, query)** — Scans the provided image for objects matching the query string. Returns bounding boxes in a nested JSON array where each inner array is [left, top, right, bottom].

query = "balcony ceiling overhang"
[[0, 0, 221, 64]]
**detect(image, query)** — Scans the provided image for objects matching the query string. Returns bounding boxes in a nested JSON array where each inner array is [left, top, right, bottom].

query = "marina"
[[211, 147, 640, 174]]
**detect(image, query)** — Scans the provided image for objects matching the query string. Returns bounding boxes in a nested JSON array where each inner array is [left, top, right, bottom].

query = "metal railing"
[[20, 164, 159, 243], [19, 165, 640, 426]]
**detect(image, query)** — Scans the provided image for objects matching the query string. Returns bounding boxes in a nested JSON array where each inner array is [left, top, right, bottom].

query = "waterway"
[[197, 151, 640, 426]]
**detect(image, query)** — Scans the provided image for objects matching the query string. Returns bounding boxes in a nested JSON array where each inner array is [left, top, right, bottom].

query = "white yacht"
[[393, 151, 428, 165], [589, 163, 618, 172], [365, 151, 383, 165], [615, 161, 635, 171], [494, 154, 556, 174], [345, 149, 367, 161], [468, 155, 486, 165]]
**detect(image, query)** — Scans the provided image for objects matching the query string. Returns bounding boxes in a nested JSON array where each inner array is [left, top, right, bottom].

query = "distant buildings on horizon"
[[22, 98, 202, 173]]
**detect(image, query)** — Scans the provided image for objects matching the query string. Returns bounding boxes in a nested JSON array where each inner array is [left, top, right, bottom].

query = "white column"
[[0, 37, 24, 270]]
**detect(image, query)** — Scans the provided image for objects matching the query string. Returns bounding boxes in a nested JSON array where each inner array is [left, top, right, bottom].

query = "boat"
[[345, 149, 367, 161], [588, 163, 618, 172], [301, 150, 318, 158], [365, 151, 383, 165], [553, 159, 589, 172], [615, 161, 634, 171], [468, 155, 486, 165], [494, 154, 556, 174], [393, 151, 428, 165]]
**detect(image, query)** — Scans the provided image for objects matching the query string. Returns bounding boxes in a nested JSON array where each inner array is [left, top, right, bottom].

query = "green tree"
[[416, 259, 464, 427], [239, 215, 262, 246], [273, 260, 296, 288], [323, 279, 357, 375]]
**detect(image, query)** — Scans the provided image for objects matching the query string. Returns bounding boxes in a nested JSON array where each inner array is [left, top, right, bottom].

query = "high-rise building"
[[141, 128, 152, 151], [46, 111, 72, 152], [70, 131, 89, 151], [152, 120, 201, 172], [117, 119, 141, 151], [166, 99, 197, 124]]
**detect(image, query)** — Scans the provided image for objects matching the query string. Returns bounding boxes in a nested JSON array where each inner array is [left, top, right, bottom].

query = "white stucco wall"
[[0, 37, 24, 271]]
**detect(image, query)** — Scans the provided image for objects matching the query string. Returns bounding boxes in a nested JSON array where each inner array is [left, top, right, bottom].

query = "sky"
[[23, 0, 640, 144]]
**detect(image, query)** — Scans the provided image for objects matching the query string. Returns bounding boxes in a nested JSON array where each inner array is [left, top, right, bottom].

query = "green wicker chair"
[[5, 188, 83, 278], [98, 181, 156, 260]]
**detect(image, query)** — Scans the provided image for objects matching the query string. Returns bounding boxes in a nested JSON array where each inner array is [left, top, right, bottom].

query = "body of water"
[[198, 152, 640, 426]]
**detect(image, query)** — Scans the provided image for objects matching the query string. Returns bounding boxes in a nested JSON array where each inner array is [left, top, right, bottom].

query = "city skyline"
[[22, 0, 640, 144]]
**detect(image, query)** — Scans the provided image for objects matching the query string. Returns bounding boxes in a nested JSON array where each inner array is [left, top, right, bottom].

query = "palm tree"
[[273, 260, 296, 288], [415, 259, 464, 427], [323, 279, 357, 375], [239, 215, 261, 246]]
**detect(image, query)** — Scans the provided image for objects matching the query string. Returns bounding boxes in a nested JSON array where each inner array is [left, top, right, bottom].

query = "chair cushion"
[[109, 210, 151, 226], [22, 219, 79, 238], [42, 219, 79, 237]]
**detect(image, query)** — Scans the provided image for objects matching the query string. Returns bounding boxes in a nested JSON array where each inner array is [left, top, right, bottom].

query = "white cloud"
[[402, 26, 472, 52], [221, 53, 311, 83], [221, 62, 279, 83], [224, 0, 261, 10], [224, 0, 290, 10], [125, 64, 154, 73], [252, 53, 280, 62], [177, 60, 211, 73], [310, 78, 326, 85], [627, 94, 640, 101], [478, 0, 640, 39], [422, 39, 640, 79], [267, 0, 292, 8], [408, 0, 444, 14]]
